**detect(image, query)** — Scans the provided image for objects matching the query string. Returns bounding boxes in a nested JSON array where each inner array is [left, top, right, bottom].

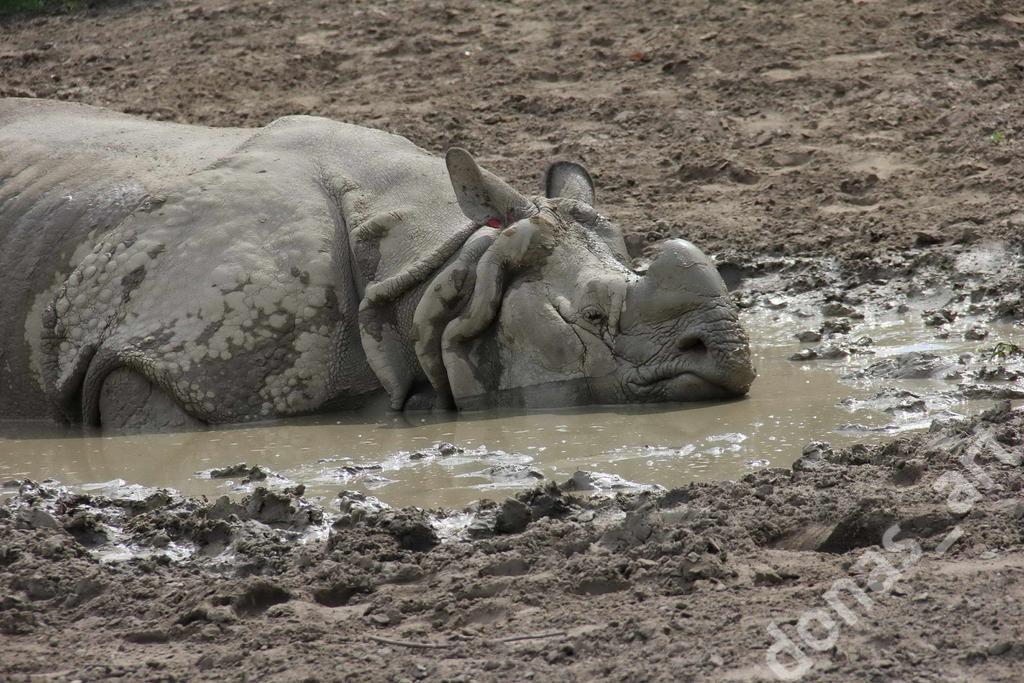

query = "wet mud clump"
[[3, 404, 1024, 680]]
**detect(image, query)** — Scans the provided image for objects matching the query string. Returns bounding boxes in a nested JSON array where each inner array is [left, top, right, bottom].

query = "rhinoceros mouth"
[[630, 371, 742, 401], [628, 360, 700, 387], [625, 360, 751, 400]]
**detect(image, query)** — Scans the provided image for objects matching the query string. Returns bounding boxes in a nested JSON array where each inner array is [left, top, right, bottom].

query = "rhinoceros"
[[0, 98, 754, 430]]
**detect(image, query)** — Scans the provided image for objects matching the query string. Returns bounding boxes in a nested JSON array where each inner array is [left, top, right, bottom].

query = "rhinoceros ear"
[[545, 161, 595, 207], [446, 148, 534, 225]]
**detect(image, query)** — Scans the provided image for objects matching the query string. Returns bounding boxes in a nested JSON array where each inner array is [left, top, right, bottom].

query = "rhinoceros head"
[[412, 149, 756, 410]]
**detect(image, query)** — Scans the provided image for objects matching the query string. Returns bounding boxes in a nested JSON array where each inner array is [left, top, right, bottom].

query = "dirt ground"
[[2, 0, 1024, 680]]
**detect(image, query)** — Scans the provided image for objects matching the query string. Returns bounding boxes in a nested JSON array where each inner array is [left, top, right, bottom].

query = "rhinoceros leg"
[[411, 227, 498, 409], [353, 216, 481, 410], [357, 302, 418, 410], [96, 368, 203, 432]]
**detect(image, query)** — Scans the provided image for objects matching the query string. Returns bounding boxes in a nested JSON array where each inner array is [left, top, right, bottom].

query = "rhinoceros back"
[[0, 99, 250, 418]]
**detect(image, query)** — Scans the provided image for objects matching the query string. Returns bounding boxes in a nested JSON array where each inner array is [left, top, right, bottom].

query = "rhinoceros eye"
[[580, 306, 606, 325]]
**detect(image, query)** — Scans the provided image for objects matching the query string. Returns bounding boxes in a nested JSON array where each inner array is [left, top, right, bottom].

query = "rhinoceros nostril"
[[677, 336, 707, 355]]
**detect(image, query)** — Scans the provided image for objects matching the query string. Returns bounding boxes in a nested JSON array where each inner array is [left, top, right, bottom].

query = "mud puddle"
[[2, 313, 1019, 509]]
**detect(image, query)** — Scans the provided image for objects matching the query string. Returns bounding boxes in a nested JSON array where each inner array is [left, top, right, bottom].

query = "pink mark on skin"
[[485, 218, 503, 229]]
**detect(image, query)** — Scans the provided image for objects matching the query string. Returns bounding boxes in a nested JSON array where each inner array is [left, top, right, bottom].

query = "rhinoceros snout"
[[667, 324, 755, 397], [703, 325, 757, 396], [676, 334, 707, 355], [620, 238, 756, 399]]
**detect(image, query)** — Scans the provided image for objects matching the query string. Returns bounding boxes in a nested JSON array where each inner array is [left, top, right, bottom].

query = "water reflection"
[[1, 315, 1020, 509]]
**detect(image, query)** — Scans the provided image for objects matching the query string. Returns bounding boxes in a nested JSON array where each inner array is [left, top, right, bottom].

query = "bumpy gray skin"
[[0, 99, 755, 430]]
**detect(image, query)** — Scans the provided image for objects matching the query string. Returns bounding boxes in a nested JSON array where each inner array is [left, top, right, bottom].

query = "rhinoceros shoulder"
[[252, 114, 430, 162]]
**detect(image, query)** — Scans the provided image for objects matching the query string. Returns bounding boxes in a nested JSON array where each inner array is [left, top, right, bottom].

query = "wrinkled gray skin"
[[0, 99, 755, 430]]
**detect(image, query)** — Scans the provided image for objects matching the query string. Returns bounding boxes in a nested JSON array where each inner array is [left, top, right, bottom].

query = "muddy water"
[[1, 316, 1020, 509]]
